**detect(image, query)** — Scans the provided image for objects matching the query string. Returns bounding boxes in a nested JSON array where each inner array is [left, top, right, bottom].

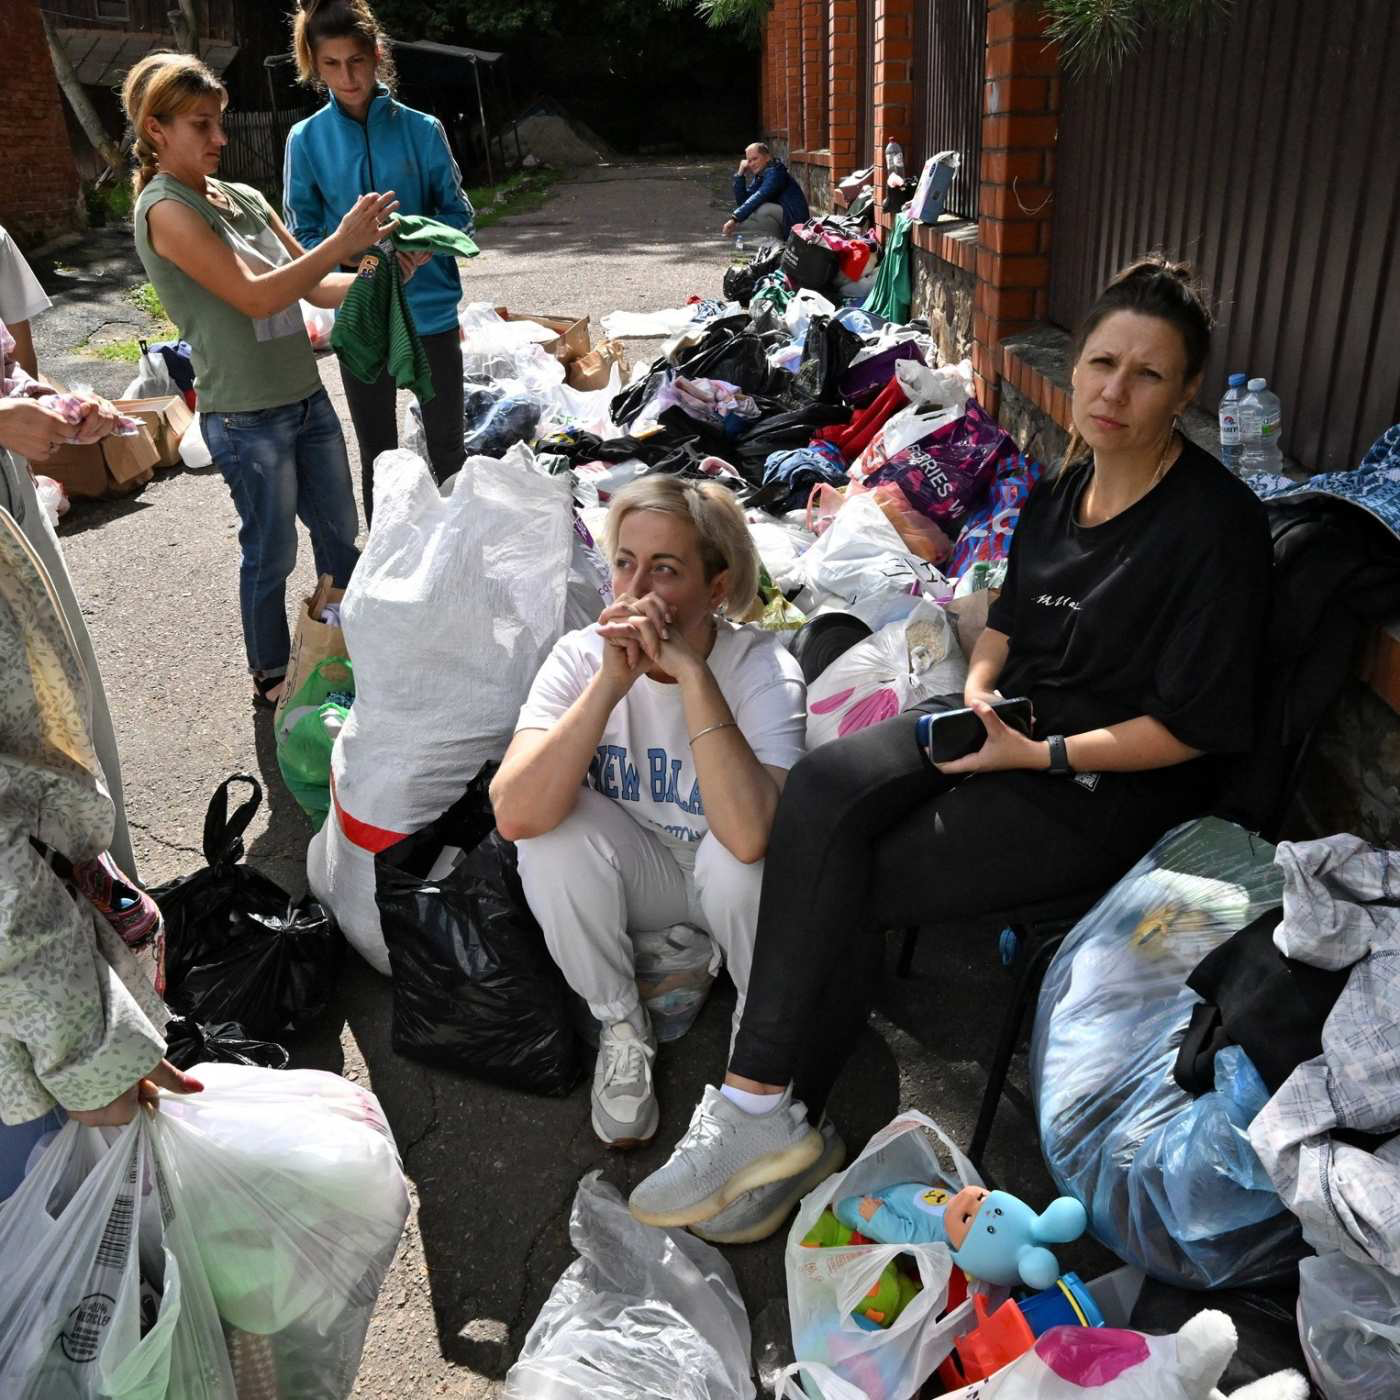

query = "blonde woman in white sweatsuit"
[[491, 477, 807, 1155]]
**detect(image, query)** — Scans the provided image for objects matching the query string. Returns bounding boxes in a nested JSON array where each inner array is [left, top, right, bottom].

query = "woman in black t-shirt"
[[627, 257, 1272, 1244]]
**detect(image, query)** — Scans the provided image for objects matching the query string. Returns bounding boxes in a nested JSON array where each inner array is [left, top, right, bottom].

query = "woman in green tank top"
[[122, 51, 406, 708]]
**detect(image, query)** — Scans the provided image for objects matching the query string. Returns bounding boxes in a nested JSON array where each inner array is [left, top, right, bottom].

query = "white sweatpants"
[[515, 787, 763, 1031]]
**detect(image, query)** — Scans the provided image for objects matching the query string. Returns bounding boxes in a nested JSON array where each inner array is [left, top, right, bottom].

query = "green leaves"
[[1041, 0, 1232, 74]]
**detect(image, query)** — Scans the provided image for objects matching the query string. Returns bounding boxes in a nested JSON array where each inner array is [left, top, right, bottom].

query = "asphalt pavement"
[[28, 161, 1108, 1398]]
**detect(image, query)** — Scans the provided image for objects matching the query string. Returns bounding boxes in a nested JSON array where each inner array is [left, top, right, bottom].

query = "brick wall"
[[0, 3, 83, 245]]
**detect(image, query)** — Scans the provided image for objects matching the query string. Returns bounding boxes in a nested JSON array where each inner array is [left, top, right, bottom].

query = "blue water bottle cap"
[[1227, 373, 1248, 387]]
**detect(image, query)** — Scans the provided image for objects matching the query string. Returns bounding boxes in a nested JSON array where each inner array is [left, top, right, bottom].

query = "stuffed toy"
[[835, 1184, 1087, 1291], [934, 1308, 1310, 1400]]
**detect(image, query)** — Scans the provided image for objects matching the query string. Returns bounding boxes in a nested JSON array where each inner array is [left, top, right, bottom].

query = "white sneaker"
[[690, 1117, 846, 1245], [591, 1018, 658, 1148], [628, 1083, 823, 1228]]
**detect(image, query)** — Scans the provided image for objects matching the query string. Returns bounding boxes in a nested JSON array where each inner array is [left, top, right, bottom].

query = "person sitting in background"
[[0, 225, 52, 379], [490, 479, 816, 1191], [722, 143, 810, 243]]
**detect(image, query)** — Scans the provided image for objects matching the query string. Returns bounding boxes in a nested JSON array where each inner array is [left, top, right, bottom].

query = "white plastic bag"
[[301, 300, 334, 351], [806, 601, 966, 746], [1298, 1250, 1400, 1399], [774, 1360, 869, 1400], [178, 415, 212, 469], [788, 1111, 981, 1400], [565, 514, 613, 632], [785, 288, 839, 346], [32, 474, 68, 525], [0, 1115, 235, 1399], [792, 493, 943, 611], [120, 345, 179, 400], [309, 446, 573, 972], [894, 359, 971, 412], [505, 1171, 755, 1399]]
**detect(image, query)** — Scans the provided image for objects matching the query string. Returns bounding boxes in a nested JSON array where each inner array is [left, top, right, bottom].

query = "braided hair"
[[121, 52, 227, 195]]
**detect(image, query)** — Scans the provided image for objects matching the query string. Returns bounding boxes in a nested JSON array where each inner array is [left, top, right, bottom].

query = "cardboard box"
[[565, 338, 627, 391], [493, 308, 591, 364], [116, 394, 194, 469], [37, 378, 165, 499]]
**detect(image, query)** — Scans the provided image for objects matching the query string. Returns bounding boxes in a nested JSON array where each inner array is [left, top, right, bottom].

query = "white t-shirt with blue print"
[[515, 619, 808, 852]]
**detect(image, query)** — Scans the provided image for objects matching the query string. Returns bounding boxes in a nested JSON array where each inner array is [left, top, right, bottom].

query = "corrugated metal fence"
[[1049, 0, 1400, 473], [911, 0, 986, 222], [218, 108, 314, 194]]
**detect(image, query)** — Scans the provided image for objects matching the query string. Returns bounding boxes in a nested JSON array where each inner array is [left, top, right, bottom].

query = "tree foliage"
[[1040, 0, 1232, 73]]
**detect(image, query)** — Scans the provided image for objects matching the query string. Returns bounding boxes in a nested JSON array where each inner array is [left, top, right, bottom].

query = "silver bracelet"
[[689, 720, 738, 747]]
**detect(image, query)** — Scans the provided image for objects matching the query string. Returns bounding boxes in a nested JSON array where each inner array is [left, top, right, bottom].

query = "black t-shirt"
[[984, 439, 1271, 847]]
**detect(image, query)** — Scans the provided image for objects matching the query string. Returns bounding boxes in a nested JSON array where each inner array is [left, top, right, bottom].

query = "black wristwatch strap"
[[1046, 734, 1073, 776]]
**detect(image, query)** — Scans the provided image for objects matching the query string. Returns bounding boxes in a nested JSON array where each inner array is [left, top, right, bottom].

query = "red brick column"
[[0, 2, 82, 244], [801, 0, 829, 152], [785, 0, 806, 150], [872, 0, 915, 212], [971, 0, 1061, 409], [828, 0, 860, 174]]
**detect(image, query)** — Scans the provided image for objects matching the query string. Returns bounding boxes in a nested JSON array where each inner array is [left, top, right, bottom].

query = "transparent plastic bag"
[[806, 601, 965, 748], [1031, 817, 1302, 1289], [121, 344, 179, 400], [0, 1114, 238, 1399], [1297, 1251, 1400, 1399], [32, 474, 68, 525], [788, 1111, 981, 1400], [504, 1171, 754, 1399], [301, 301, 334, 351], [576, 924, 717, 1048], [152, 1063, 409, 1396], [178, 415, 212, 469]]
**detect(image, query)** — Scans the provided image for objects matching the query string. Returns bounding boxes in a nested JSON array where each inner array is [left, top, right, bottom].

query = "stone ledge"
[[791, 149, 837, 168], [875, 208, 980, 273]]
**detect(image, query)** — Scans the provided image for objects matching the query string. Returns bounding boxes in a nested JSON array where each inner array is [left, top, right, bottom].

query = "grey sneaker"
[[591, 1019, 658, 1148], [628, 1083, 823, 1227], [690, 1118, 846, 1245]]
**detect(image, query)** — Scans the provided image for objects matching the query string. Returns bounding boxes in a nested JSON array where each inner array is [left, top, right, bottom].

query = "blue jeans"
[[0, 1109, 64, 1202], [202, 388, 360, 677]]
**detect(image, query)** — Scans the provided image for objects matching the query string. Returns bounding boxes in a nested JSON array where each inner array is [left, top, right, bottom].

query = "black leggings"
[[340, 328, 466, 527], [729, 710, 1173, 1117]]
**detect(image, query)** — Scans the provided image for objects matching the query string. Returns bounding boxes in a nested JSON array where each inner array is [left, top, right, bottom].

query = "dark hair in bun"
[[1061, 253, 1213, 470]]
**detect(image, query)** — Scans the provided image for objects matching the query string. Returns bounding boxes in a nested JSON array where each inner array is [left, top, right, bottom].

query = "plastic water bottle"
[[1239, 377, 1283, 472], [1217, 372, 1248, 473]]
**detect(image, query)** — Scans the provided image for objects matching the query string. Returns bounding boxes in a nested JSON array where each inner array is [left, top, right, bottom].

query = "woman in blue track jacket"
[[285, 0, 474, 524]]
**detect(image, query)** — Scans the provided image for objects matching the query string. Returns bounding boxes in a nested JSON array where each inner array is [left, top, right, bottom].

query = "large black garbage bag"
[[151, 774, 341, 1039], [792, 315, 864, 404], [163, 1014, 290, 1071], [375, 769, 583, 1096], [676, 328, 791, 400], [722, 240, 784, 306], [610, 356, 669, 428]]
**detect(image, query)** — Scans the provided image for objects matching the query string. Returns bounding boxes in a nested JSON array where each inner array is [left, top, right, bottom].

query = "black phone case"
[[923, 699, 1033, 764]]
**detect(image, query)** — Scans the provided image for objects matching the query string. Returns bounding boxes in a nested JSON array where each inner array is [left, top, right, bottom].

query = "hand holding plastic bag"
[[505, 1171, 755, 1399]]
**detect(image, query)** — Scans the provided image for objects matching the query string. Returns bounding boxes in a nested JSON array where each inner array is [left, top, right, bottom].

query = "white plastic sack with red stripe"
[[308, 446, 574, 972]]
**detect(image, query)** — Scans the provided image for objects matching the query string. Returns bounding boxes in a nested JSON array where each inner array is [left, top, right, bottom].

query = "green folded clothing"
[[330, 239, 435, 403], [389, 213, 480, 260]]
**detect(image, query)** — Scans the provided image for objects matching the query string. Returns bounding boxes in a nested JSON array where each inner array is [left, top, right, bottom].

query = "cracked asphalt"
[[29, 161, 1106, 1396]]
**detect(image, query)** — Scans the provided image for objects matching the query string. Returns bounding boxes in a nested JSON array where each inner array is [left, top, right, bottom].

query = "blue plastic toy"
[[834, 1183, 1087, 1291]]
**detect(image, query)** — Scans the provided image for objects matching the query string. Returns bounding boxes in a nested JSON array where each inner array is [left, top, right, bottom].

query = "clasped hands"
[[596, 592, 704, 687]]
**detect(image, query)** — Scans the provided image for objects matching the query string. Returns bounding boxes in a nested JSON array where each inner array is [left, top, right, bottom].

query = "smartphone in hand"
[[916, 697, 1034, 765]]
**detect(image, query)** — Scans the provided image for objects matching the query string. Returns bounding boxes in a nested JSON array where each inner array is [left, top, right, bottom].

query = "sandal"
[[252, 673, 286, 709]]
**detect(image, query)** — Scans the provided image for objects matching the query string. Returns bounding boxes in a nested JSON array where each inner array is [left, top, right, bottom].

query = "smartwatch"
[[1046, 734, 1073, 777]]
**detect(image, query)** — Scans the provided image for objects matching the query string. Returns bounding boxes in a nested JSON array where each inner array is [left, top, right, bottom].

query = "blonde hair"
[[603, 477, 760, 617], [121, 52, 227, 196], [292, 0, 397, 92]]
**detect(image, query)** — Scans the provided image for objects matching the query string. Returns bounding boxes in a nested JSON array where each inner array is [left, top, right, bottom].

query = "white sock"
[[720, 1083, 783, 1115]]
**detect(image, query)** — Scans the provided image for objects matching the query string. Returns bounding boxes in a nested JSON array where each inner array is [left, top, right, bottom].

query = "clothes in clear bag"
[[1031, 817, 1304, 1289]]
